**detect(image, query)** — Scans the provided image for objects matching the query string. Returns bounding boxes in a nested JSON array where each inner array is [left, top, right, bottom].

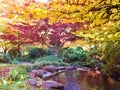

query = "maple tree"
[[47, 0, 119, 24], [0, 0, 119, 79], [3, 19, 83, 57], [0, 0, 119, 55], [0, 0, 119, 25], [0, 24, 35, 56], [46, 0, 120, 43]]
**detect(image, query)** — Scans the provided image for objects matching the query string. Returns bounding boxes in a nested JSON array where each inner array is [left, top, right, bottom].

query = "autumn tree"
[[0, 0, 119, 56], [6, 19, 84, 57], [0, 24, 36, 57], [47, 0, 120, 43]]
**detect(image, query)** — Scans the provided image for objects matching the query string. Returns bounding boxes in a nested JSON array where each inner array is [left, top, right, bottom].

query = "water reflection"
[[51, 70, 120, 90], [64, 71, 81, 90]]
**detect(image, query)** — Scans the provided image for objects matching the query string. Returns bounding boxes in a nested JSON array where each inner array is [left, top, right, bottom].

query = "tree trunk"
[[3, 46, 8, 54], [17, 43, 21, 57], [53, 46, 61, 57]]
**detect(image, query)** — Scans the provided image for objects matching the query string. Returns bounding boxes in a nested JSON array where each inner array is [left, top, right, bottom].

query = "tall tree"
[[6, 19, 84, 57], [0, 24, 35, 56]]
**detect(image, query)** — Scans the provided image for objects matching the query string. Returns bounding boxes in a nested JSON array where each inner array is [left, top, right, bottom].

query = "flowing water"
[[51, 70, 120, 90]]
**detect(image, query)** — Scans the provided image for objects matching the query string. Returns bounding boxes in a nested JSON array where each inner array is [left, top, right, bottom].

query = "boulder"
[[55, 66, 66, 71], [76, 67, 89, 72], [42, 71, 53, 80], [30, 70, 38, 77], [27, 78, 37, 86], [30, 69, 49, 78], [43, 80, 64, 90], [37, 69, 48, 78], [42, 65, 56, 73], [27, 77, 43, 87], [66, 66, 76, 70]]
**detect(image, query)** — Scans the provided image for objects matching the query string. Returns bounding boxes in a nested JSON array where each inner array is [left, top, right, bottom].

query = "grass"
[[0, 64, 16, 68]]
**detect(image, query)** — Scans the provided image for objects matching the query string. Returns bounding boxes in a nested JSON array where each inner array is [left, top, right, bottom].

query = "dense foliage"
[[63, 47, 88, 63], [102, 41, 120, 80], [0, 0, 119, 82], [8, 67, 28, 81], [28, 47, 46, 58], [7, 48, 21, 59], [33, 55, 68, 69]]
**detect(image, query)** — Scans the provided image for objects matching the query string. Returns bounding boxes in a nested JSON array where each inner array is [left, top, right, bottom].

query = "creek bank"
[[27, 65, 100, 89]]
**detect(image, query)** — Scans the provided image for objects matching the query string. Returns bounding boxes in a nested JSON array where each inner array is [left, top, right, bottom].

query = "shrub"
[[35, 55, 60, 62], [8, 67, 28, 81], [88, 49, 101, 60], [46, 48, 53, 55], [102, 41, 120, 80], [33, 55, 69, 69], [63, 47, 88, 63], [72, 61, 87, 66], [59, 61, 69, 66], [33, 60, 69, 69], [33, 61, 58, 69], [15, 56, 31, 62], [29, 48, 46, 58], [0, 53, 20, 64], [18, 64, 33, 72], [0, 78, 30, 90], [0, 54, 9, 63], [7, 48, 21, 59], [58, 47, 69, 57]]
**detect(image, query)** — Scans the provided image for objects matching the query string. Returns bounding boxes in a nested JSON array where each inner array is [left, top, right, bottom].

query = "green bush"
[[63, 47, 88, 63], [8, 67, 28, 81], [29, 48, 46, 58], [72, 61, 87, 66], [7, 48, 21, 59], [58, 47, 69, 57], [33, 55, 69, 69], [17, 64, 33, 72], [102, 41, 120, 80], [15, 55, 31, 62], [0, 78, 28, 90], [33, 61, 58, 69], [0, 54, 9, 63], [59, 61, 69, 66], [35, 55, 60, 62], [33, 61, 69, 69], [46, 48, 53, 55], [88, 48, 102, 61], [0, 53, 20, 64]]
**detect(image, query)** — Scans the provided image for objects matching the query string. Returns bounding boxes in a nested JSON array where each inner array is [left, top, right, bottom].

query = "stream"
[[50, 70, 120, 90]]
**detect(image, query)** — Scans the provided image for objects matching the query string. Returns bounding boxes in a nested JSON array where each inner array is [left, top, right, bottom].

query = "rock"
[[66, 66, 76, 70], [27, 77, 43, 87], [27, 78, 37, 86], [55, 66, 66, 71], [30, 70, 38, 77], [43, 80, 64, 90], [76, 67, 88, 72], [96, 70, 101, 74], [42, 71, 53, 80], [38, 69, 47, 74], [36, 77, 43, 87], [42, 65, 56, 73], [30, 69, 49, 78], [37, 69, 48, 78]]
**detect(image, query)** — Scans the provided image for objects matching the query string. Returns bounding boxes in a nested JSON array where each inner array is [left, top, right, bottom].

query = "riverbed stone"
[[42, 65, 57, 73], [55, 66, 66, 71], [66, 66, 76, 70], [30, 70, 38, 77], [42, 71, 53, 80], [43, 80, 64, 90], [27, 77, 43, 87], [37, 69, 48, 78]]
